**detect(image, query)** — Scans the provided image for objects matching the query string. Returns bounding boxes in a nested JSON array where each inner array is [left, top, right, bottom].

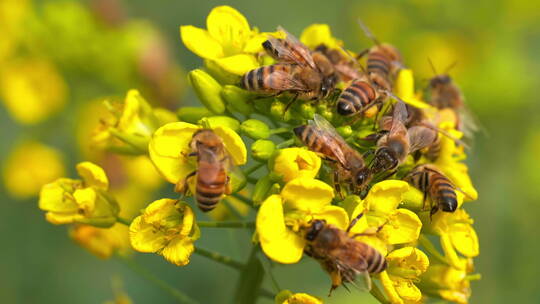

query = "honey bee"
[[303, 216, 387, 293], [336, 77, 381, 116], [241, 28, 337, 102], [178, 129, 231, 212], [404, 164, 458, 216], [314, 44, 363, 82], [427, 59, 479, 138], [294, 114, 371, 193], [371, 101, 437, 176], [357, 19, 403, 91]]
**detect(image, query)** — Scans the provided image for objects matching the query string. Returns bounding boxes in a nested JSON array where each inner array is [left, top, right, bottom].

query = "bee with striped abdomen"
[[241, 27, 337, 103], [336, 77, 381, 116], [404, 164, 458, 216], [294, 114, 371, 193], [357, 19, 403, 91], [303, 215, 387, 294], [178, 129, 231, 212], [371, 101, 437, 177]]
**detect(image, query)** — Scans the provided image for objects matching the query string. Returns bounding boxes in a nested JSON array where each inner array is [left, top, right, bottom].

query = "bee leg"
[[377, 169, 397, 182], [328, 271, 342, 296], [430, 205, 439, 221], [333, 170, 345, 200], [347, 211, 365, 232], [224, 176, 232, 195], [175, 171, 196, 194], [355, 48, 369, 61], [283, 92, 299, 115]]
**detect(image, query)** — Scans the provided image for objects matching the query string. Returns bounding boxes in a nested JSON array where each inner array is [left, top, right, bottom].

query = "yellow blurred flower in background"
[[70, 223, 130, 259], [0, 58, 67, 124], [275, 289, 323, 304], [2, 140, 65, 199], [129, 199, 200, 266]]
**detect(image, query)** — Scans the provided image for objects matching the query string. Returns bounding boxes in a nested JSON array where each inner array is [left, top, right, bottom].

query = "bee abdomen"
[[337, 80, 377, 116], [430, 174, 458, 212], [367, 52, 391, 77], [196, 182, 225, 212], [365, 246, 387, 274]]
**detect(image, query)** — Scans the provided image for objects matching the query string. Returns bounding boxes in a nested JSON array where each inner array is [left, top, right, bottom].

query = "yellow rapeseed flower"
[[148, 121, 247, 190], [271, 147, 322, 183], [256, 177, 348, 264], [2, 140, 65, 199], [70, 223, 130, 259], [347, 181, 422, 256], [379, 247, 430, 304], [39, 162, 119, 227], [418, 258, 477, 304], [421, 209, 479, 269], [129, 199, 199, 266], [300, 24, 342, 49], [93, 90, 175, 154], [394, 69, 433, 110], [180, 5, 272, 76], [275, 289, 323, 304], [0, 58, 67, 124]]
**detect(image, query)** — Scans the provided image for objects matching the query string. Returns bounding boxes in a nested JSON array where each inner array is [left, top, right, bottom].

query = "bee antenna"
[[427, 57, 438, 76], [444, 61, 458, 75], [357, 19, 381, 46]]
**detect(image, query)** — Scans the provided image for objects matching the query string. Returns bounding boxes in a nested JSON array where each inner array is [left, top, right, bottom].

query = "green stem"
[[244, 162, 265, 176], [259, 288, 275, 299], [370, 283, 389, 304], [233, 245, 265, 304], [116, 217, 131, 226], [222, 200, 243, 220], [197, 220, 254, 228], [276, 138, 294, 149], [194, 246, 245, 270], [262, 258, 281, 293], [116, 255, 198, 304], [269, 127, 290, 135], [418, 234, 451, 266], [232, 193, 255, 208], [247, 176, 259, 184]]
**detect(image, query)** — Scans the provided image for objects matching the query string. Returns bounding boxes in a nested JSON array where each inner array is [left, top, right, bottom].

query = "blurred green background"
[[1, 0, 539, 303]]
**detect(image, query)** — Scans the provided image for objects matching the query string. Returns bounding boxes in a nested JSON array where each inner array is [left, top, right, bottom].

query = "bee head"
[[354, 167, 372, 189], [305, 219, 326, 241], [430, 75, 452, 87], [374, 147, 398, 172], [320, 74, 337, 100]]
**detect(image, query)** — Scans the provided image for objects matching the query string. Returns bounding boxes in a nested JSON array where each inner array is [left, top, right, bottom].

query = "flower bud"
[[241, 119, 270, 139], [221, 85, 253, 116], [252, 174, 273, 204], [204, 59, 241, 85], [188, 69, 225, 114], [299, 103, 316, 120], [177, 107, 214, 124], [252, 139, 276, 161], [199, 116, 240, 131], [336, 125, 352, 138], [270, 100, 292, 122]]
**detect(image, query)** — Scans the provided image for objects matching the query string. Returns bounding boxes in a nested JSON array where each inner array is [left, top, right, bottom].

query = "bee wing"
[[310, 114, 349, 166], [265, 68, 310, 91], [388, 100, 408, 136], [266, 26, 316, 69], [407, 125, 437, 152]]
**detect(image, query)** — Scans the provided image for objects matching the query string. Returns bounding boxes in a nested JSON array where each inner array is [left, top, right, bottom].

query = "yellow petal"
[[206, 6, 250, 52], [386, 247, 430, 277], [180, 25, 224, 59], [379, 271, 405, 304], [273, 148, 321, 183], [394, 69, 431, 109], [281, 178, 334, 213], [161, 236, 195, 266], [129, 215, 169, 253], [38, 178, 79, 213], [243, 33, 270, 53], [347, 203, 370, 235], [257, 195, 305, 264], [45, 212, 84, 225], [284, 293, 323, 304], [314, 205, 349, 231], [300, 24, 341, 49], [73, 188, 97, 214], [212, 126, 247, 165], [391, 276, 422, 302], [365, 180, 409, 214], [211, 54, 260, 75], [380, 209, 422, 245], [450, 223, 479, 258], [117, 90, 157, 137], [76, 162, 109, 189], [148, 122, 200, 184]]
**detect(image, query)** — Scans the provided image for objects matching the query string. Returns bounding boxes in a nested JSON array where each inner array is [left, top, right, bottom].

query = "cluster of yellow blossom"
[[36, 5, 480, 304]]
